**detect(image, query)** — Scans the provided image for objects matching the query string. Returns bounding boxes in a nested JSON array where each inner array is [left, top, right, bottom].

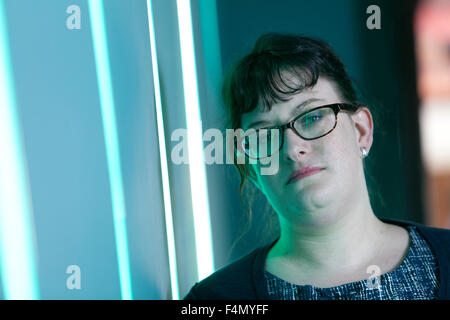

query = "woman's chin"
[[281, 184, 338, 221], [289, 177, 333, 206]]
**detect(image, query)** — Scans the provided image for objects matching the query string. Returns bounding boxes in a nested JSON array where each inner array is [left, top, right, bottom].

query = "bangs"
[[229, 50, 321, 126]]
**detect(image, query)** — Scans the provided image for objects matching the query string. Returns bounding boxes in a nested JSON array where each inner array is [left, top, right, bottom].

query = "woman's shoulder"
[[183, 242, 274, 300], [382, 217, 450, 252], [381, 217, 450, 234], [413, 222, 450, 250]]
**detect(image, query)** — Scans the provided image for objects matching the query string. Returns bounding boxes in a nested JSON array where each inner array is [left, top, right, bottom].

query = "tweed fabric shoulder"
[[264, 225, 440, 300]]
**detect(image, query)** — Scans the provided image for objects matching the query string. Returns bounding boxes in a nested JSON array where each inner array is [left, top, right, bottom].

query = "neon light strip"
[[0, 0, 40, 300], [176, 0, 214, 280], [146, 0, 180, 300], [87, 0, 133, 300]]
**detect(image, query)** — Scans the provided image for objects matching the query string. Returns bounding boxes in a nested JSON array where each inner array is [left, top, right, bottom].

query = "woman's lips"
[[286, 166, 324, 185]]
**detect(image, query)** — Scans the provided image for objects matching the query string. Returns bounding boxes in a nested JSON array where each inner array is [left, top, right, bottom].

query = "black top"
[[183, 219, 450, 300]]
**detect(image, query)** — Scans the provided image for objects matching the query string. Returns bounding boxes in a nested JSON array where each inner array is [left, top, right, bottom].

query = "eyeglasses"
[[238, 103, 360, 160]]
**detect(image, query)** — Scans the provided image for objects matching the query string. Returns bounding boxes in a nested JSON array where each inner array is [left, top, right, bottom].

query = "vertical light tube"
[[176, 0, 214, 280], [0, 0, 40, 300], [88, 0, 133, 300], [146, 0, 180, 300]]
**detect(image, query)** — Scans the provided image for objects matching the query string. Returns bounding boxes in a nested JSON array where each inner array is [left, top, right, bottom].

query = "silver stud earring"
[[361, 147, 368, 159]]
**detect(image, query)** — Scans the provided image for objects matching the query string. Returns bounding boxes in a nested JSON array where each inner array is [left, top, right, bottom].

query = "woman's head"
[[222, 33, 374, 227]]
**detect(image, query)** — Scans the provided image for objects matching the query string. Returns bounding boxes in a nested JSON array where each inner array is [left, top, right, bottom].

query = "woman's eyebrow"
[[245, 119, 272, 130], [291, 98, 323, 116]]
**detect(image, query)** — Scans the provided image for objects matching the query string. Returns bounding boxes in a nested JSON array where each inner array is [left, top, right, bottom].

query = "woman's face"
[[241, 77, 373, 228]]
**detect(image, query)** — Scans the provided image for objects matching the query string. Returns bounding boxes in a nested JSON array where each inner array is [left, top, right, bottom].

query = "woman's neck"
[[270, 201, 389, 273]]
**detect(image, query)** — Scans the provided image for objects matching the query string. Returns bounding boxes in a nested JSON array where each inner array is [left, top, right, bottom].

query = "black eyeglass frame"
[[237, 103, 361, 160]]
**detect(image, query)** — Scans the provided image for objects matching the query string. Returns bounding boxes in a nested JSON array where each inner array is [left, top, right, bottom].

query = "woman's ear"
[[351, 106, 374, 154]]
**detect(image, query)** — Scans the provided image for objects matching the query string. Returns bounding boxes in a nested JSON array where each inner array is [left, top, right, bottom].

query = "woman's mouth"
[[286, 166, 324, 185]]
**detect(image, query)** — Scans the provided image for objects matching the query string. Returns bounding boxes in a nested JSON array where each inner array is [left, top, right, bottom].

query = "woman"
[[184, 33, 450, 300]]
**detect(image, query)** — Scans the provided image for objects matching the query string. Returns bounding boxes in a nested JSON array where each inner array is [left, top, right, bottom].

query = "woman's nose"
[[282, 127, 309, 161]]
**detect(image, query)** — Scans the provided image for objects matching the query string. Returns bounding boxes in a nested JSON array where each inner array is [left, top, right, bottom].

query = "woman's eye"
[[302, 113, 322, 125]]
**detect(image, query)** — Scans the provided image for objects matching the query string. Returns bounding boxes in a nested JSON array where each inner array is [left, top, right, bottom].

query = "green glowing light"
[[0, 0, 40, 300], [88, 0, 133, 300], [146, 0, 180, 300], [176, 0, 215, 281]]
